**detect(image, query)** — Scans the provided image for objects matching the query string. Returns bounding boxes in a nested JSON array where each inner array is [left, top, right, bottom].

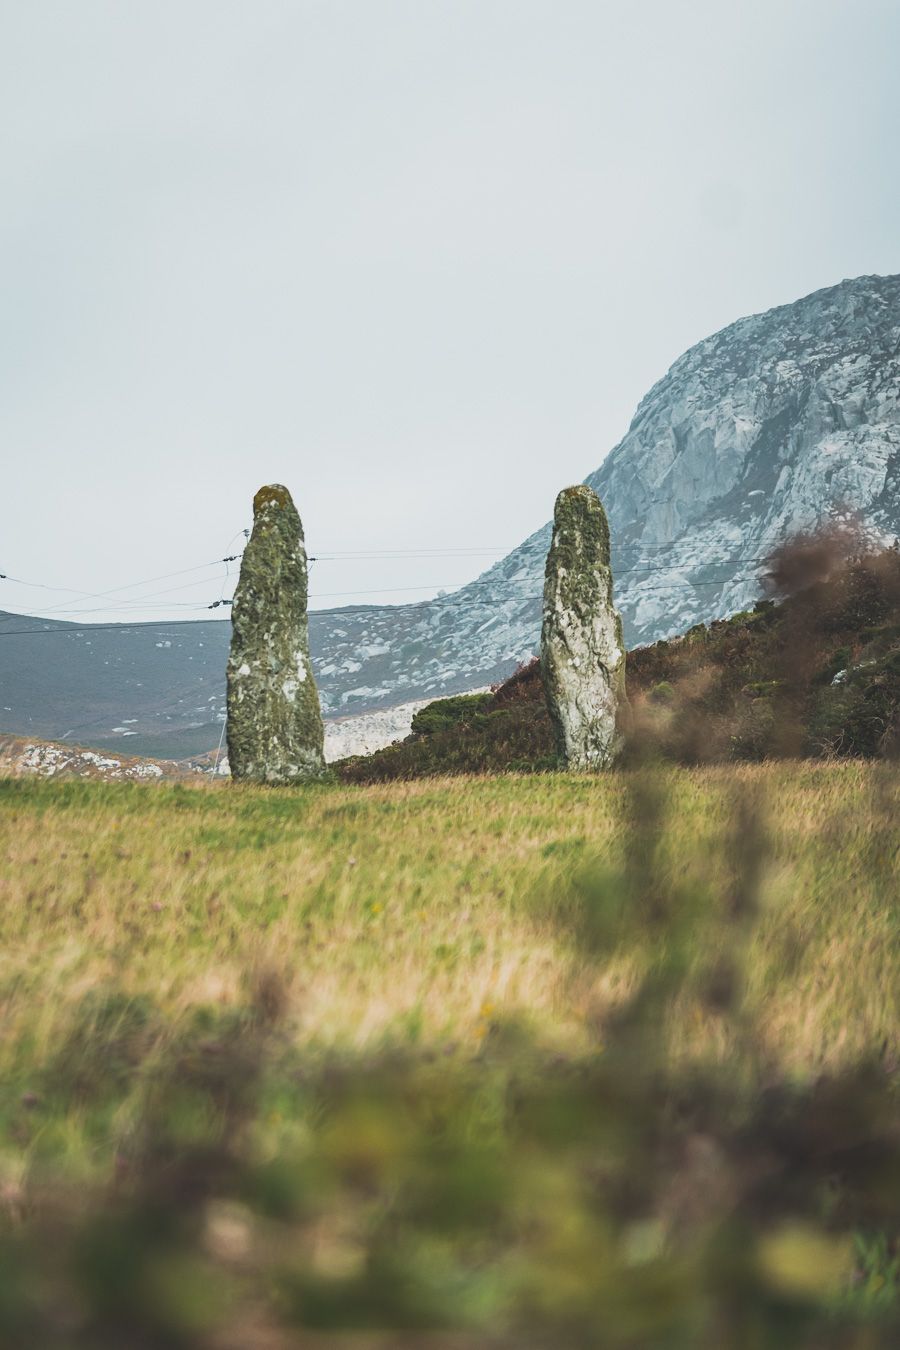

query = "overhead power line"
[[1, 555, 248, 619], [0, 528, 791, 613], [0, 500, 794, 633], [0, 572, 769, 638], [0, 549, 777, 621], [0, 619, 231, 636]]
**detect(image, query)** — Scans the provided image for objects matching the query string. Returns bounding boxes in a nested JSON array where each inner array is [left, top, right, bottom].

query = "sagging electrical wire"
[[0, 510, 787, 630], [0, 572, 769, 638], [1, 548, 778, 620]]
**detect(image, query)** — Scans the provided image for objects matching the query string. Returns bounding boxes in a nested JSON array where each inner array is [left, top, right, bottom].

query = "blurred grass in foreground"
[[2, 766, 900, 1345]]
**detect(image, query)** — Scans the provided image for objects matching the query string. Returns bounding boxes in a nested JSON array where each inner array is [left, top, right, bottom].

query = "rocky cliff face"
[[379, 270, 900, 690], [585, 271, 900, 644]]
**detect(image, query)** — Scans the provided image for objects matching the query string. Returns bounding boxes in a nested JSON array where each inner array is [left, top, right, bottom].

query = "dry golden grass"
[[0, 761, 897, 1079]]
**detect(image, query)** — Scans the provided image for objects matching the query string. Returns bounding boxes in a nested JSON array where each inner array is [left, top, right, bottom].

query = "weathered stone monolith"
[[541, 485, 626, 770], [226, 484, 326, 783]]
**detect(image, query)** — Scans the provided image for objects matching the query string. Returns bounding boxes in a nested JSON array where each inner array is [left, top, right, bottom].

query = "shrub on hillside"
[[410, 692, 494, 736], [336, 660, 554, 784]]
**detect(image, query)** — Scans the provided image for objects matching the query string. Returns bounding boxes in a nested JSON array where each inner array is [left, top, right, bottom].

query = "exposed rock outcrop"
[[0, 734, 200, 781], [226, 485, 326, 783], [541, 487, 625, 769]]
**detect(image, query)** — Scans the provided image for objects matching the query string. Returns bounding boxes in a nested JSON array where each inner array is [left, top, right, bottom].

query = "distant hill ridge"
[[3, 273, 899, 756]]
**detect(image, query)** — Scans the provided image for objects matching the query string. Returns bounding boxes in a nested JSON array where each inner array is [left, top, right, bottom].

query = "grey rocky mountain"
[[3, 272, 899, 754], [426, 271, 900, 667]]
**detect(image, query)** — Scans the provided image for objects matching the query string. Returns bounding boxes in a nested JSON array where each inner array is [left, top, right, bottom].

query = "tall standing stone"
[[226, 484, 326, 783], [541, 485, 626, 770]]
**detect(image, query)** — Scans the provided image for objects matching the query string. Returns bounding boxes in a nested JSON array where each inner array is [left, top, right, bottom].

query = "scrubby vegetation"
[[338, 661, 557, 782], [409, 690, 495, 736], [337, 530, 900, 783], [3, 767, 900, 1344]]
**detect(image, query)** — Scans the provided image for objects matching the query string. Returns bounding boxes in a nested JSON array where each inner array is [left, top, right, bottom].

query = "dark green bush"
[[811, 646, 853, 686], [410, 693, 495, 736]]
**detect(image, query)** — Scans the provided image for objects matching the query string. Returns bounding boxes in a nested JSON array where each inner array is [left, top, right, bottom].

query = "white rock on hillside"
[[322, 700, 433, 761]]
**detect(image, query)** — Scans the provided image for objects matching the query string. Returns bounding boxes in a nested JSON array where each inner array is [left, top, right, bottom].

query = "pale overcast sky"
[[2, 0, 899, 623]]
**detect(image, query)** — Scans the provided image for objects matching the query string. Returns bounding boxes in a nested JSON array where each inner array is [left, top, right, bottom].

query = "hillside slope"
[[337, 536, 900, 781]]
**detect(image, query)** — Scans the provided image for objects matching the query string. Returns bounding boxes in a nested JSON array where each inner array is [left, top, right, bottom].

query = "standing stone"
[[226, 484, 326, 783], [541, 485, 626, 770]]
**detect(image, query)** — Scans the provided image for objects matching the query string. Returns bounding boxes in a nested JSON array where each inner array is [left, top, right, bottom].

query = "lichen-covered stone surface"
[[226, 484, 326, 783], [541, 486, 626, 770]]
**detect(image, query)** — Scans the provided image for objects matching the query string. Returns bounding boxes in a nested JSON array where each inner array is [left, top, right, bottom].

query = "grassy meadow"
[[2, 764, 899, 1077], [1, 763, 900, 1347]]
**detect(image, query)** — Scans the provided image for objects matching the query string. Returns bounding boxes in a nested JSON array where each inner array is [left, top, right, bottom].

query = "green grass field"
[[3, 765, 900, 1347], [3, 764, 899, 1073]]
